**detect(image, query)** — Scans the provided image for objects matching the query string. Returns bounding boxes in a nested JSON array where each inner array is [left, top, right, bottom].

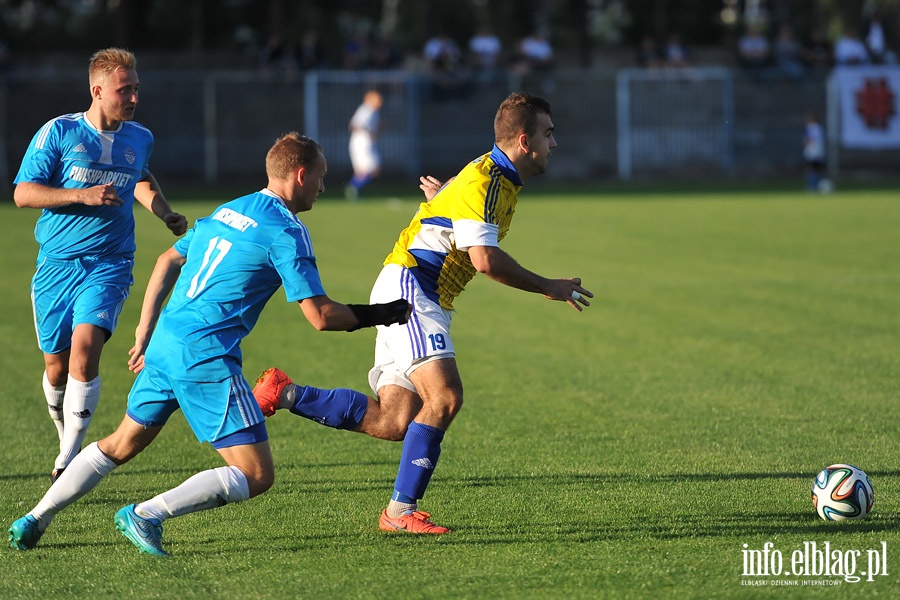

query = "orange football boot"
[[379, 510, 450, 534], [252, 367, 292, 417]]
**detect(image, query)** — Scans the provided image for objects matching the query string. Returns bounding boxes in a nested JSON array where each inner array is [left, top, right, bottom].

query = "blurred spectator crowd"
[[2, 2, 894, 89], [635, 6, 896, 82], [250, 21, 559, 88], [244, 6, 897, 93], [728, 5, 896, 81]]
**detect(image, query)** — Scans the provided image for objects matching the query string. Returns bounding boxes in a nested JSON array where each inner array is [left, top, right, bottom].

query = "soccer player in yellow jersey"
[[254, 92, 593, 533]]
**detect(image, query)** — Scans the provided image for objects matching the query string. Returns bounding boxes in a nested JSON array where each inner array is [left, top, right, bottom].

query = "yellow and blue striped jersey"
[[384, 145, 523, 310]]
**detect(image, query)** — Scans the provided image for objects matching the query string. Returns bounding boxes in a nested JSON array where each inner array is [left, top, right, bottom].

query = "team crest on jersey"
[[124, 146, 136, 164]]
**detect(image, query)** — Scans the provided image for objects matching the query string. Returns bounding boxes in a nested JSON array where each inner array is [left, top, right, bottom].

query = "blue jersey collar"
[[490, 145, 522, 186]]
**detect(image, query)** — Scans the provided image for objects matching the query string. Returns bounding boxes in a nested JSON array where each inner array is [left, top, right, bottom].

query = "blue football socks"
[[290, 385, 368, 430], [393, 421, 444, 500], [350, 174, 373, 190]]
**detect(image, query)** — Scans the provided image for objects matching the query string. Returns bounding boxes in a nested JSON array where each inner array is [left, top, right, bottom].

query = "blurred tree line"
[[0, 0, 896, 66]]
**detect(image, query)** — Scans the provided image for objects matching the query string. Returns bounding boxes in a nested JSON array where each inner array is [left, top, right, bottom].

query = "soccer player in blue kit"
[[254, 93, 593, 534], [13, 48, 187, 483], [8, 132, 410, 555]]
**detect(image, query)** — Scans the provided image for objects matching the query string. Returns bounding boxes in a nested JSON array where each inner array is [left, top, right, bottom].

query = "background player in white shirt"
[[803, 112, 829, 193], [13, 48, 187, 483], [345, 89, 383, 201]]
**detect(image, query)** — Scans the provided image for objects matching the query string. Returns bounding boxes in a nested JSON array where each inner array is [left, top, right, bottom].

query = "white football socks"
[[54, 375, 101, 471], [280, 382, 298, 409], [31, 441, 118, 530], [387, 499, 418, 518], [41, 371, 66, 444], [135, 466, 250, 522]]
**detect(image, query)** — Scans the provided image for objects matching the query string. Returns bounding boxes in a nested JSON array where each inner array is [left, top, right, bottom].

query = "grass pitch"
[[1, 185, 898, 598]]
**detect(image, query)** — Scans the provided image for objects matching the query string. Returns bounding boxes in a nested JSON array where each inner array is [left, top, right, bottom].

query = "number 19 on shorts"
[[428, 333, 447, 351]]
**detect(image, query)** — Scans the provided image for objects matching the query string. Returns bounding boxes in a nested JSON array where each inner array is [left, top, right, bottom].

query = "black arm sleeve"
[[347, 299, 410, 332]]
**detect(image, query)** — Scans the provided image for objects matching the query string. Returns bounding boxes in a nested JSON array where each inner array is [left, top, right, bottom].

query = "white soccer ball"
[[811, 464, 874, 521], [818, 179, 834, 194]]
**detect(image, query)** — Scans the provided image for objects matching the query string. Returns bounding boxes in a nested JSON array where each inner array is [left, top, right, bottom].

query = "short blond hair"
[[266, 132, 323, 180], [89, 48, 136, 86]]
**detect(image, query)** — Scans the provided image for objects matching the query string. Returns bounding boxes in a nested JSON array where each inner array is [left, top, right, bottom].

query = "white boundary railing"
[[2, 67, 896, 187], [616, 67, 735, 180]]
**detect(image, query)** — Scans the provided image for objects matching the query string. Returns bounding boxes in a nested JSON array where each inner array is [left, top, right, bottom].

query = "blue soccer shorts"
[[127, 366, 268, 448], [30, 255, 133, 354]]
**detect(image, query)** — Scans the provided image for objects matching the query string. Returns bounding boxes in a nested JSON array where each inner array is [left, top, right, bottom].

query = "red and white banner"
[[835, 66, 900, 149]]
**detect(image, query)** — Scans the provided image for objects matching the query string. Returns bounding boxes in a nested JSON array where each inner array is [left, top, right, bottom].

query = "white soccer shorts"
[[367, 264, 455, 394], [349, 134, 380, 174]]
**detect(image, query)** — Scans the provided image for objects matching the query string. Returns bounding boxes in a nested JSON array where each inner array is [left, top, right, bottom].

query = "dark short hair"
[[266, 132, 323, 179], [494, 92, 552, 145]]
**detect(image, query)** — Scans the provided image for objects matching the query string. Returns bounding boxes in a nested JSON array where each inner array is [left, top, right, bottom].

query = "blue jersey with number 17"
[[143, 189, 327, 382], [14, 112, 153, 260]]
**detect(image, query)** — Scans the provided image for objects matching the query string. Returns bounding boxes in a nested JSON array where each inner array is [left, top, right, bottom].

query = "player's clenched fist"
[[164, 212, 188, 236], [82, 184, 123, 207]]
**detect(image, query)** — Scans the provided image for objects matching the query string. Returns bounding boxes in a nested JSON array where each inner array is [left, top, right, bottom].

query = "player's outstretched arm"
[[134, 173, 188, 235], [468, 244, 593, 311], [299, 296, 411, 331], [128, 246, 186, 372]]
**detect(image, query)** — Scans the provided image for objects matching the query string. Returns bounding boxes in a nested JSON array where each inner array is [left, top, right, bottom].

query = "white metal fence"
[[616, 68, 735, 180], [1, 66, 896, 192]]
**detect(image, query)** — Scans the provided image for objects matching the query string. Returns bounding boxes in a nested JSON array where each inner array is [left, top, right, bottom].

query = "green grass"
[[1, 187, 899, 599]]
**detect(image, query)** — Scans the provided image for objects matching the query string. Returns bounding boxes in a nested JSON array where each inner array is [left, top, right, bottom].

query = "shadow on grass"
[[165, 508, 898, 558], [7, 468, 898, 554], [445, 470, 900, 486], [163, 469, 900, 555], [7, 467, 899, 483], [0, 458, 398, 483]]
